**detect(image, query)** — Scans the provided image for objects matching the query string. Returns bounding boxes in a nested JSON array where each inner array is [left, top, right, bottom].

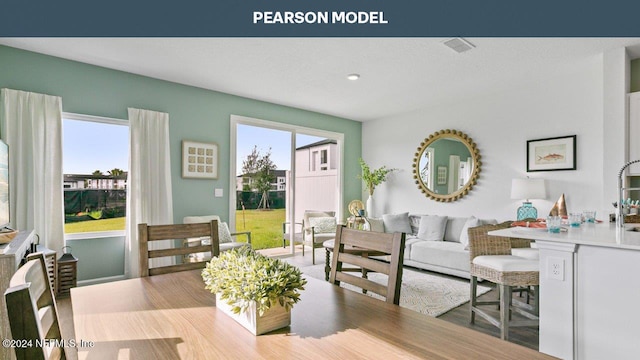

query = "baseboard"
[[77, 274, 126, 286]]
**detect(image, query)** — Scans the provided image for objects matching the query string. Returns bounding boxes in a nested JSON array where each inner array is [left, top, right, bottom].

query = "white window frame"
[[62, 112, 129, 241]]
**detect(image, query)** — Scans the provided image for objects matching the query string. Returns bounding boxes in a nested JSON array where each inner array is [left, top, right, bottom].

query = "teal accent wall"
[[0, 45, 362, 279], [67, 236, 125, 281], [0, 45, 362, 221]]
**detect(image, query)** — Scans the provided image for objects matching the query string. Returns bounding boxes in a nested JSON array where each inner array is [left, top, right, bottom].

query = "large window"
[[62, 113, 129, 235]]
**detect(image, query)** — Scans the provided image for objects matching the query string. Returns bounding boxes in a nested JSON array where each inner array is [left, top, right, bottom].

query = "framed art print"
[[526, 135, 576, 172], [182, 140, 218, 179]]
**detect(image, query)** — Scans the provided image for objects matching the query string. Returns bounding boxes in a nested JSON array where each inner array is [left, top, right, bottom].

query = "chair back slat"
[[337, 228, 395, 253], [329, 226, 405, 305], [149, 245, 214, 259], [334, 272, 389, 296], [4, 254, 65, 360], [146, 223, 214, 241], [337, 252, 391, 275], [139, 220, 220, 277], [148, 261, 211, 276]]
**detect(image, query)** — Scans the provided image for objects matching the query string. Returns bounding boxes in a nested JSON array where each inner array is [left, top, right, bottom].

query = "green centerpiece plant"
[[202, 247, 307, 316]]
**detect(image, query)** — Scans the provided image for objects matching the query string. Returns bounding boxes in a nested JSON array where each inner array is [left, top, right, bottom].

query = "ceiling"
[[2, 38, 640, 122]]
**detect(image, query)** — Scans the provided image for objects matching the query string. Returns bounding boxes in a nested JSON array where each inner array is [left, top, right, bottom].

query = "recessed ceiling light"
[[347, 74, 360, 81]]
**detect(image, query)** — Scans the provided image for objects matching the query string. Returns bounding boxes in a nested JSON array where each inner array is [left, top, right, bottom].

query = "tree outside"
[[242, 146, 276, 209]]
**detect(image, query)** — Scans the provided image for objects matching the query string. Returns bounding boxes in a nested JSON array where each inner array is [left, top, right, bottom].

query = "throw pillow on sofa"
[[367, 218, 385, 232], [382, 212, 412, 234], [459, 216, 479, 250], [417, 215, 448, 241]]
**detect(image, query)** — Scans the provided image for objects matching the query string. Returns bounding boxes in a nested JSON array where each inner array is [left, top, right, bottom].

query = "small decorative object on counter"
[[569, 213, 582, 227], [583, 211, 596, 223], [547, 216, 562, 233], [549, 194, 567, 217]]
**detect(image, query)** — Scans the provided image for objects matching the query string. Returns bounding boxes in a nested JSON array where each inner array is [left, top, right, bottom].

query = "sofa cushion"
[[308, 232, 334, 244], [382, 212, 412, 234], [473, 255, 538, 272], [410, 241, 470, 272], [403, 236, 423, 260], [367, 218, 385, 233], [444, 217, 470, 242], [459, 216, 479, 249], [417, 215, 448, 241]]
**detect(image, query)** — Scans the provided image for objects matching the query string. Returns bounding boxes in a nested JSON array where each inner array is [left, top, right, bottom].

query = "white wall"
[[363, 56, 611, 222]]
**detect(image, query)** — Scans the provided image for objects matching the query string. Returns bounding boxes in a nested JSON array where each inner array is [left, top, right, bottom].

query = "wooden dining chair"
[[329, 226, 406, 305], [138, 220, 219, 277], [4, 253, 66, 360]]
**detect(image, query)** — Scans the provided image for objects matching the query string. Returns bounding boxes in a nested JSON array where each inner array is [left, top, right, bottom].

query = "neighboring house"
[[236, 169, 286, 192], [64, 173, 128, 190], [293, 139, 338, 224]]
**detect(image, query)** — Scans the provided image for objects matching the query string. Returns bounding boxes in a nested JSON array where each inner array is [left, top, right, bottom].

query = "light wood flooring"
[[56, 246, 538, 359]]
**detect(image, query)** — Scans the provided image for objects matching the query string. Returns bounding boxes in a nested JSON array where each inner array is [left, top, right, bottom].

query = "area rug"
[[299, 264, 491, 317]]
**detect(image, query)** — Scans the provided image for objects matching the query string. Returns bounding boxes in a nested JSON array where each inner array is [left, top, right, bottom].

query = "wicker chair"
[[468, 222, 539, 340]]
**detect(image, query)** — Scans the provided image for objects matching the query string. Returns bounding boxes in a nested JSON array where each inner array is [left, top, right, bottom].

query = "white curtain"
[[0, 89, 64, 253], [125, 108, 173, 278]]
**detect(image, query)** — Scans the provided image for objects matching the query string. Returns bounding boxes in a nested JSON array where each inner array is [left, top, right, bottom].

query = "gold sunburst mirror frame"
[[412, 129, 481, 202]]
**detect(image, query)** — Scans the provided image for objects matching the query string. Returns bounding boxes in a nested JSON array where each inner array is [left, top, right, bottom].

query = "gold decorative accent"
[[348, 200, 365, 216], [549, 193, 567, 217], [412, 129, 481, 202]]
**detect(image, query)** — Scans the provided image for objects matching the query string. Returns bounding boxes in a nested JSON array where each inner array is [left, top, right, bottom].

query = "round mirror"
[[412, 129, 481, 202]]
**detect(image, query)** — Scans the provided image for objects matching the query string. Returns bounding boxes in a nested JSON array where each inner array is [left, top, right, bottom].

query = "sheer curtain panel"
[[0, 88, 64, 253], [125, 108, 174, 278]]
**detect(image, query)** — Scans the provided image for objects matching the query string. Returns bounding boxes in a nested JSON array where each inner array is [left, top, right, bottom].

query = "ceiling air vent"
[[443, 38, 475, 53]]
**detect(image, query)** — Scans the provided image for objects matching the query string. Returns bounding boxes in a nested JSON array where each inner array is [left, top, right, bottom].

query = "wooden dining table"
[[71, 270, 555, 359]]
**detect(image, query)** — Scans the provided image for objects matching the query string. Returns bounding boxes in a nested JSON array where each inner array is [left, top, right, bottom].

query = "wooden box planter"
[[215, 294, 291, 335]]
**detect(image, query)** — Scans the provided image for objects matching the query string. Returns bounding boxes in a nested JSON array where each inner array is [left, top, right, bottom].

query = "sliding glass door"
[[230, 115, 343, 255]]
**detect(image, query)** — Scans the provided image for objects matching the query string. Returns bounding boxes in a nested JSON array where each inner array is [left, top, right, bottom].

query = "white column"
[[537, 241, 577, 360]]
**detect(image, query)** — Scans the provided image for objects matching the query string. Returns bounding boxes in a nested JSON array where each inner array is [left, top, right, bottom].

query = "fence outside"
[[236, 190, 285, 210], [64, 189, 126, 222]]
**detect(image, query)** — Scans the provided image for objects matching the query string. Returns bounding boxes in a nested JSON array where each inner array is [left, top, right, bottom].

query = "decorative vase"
[[215, 294, 291, 335], [366, 194, 374, 217]]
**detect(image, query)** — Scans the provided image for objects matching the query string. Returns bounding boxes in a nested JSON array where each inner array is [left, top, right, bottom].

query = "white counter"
[[489, 222, 640, 251], [489, 223, 640, 360]]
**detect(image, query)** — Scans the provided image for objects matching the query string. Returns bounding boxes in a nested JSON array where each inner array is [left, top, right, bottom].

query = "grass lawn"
[[235, 208, 285, 250], [65, 217, 125, 233], [64, 210, 285, 250]]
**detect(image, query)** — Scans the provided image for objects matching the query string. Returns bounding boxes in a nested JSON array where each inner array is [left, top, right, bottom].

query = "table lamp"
[[511, 178, 546, 220]]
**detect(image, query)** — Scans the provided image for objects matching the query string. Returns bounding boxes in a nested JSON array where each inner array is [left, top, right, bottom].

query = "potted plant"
[[358, 158, 396, 216], [201, 247, 307, 335]]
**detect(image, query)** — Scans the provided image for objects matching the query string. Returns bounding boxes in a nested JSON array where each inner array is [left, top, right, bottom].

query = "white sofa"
[[370, 213, 497, 279]]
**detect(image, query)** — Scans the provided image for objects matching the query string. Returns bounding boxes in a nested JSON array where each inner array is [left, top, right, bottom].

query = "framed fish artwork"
[[526, 135, 576, 172]]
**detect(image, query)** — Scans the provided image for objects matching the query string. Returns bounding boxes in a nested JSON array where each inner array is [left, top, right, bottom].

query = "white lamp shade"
[[511, 178, 546, 200]]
